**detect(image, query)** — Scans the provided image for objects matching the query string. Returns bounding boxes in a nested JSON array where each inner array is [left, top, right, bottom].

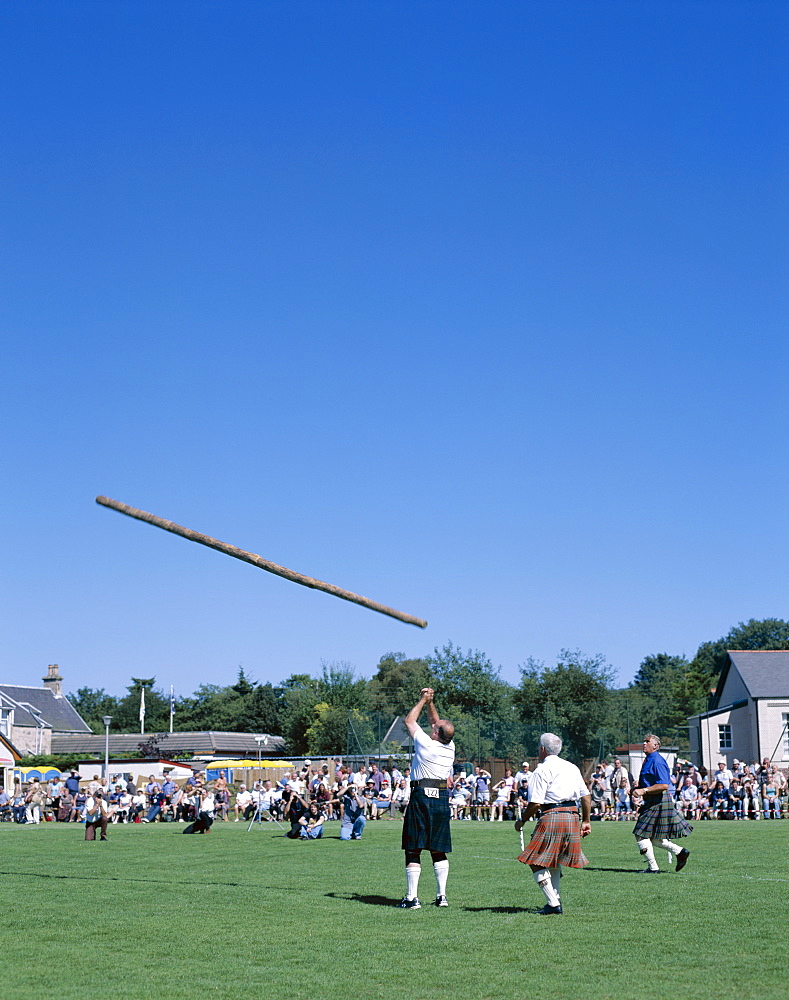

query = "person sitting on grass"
[[299, 802, 326, 839]]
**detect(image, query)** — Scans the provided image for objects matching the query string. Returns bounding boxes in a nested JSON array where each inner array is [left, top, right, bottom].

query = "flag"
[[139, 686, 146, 733]]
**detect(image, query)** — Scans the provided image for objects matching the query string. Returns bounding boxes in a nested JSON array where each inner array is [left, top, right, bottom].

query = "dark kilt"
[[518, 806, 588, 869], [402, 786, 452, 854], [633, 792, 693, 840]]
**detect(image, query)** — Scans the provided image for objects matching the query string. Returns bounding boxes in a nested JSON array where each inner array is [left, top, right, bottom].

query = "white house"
[[688, 650, 789, 773]]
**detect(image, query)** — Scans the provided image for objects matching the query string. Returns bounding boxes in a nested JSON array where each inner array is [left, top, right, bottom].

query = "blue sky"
[[2, 1, 786, 699]]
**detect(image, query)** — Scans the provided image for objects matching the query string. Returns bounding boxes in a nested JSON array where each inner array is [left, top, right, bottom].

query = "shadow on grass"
[[326, 892, 403, 906], [582, 866, 656, 873], [461, 904, 536, 914]]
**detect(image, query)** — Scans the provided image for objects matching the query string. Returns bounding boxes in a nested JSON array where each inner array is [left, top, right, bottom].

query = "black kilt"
[[402, 786, 452, 854]]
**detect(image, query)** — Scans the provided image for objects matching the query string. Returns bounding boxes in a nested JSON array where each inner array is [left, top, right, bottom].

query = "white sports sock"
[[533, 868, 560, 907], [549, 866, 561, 900], [660, 838, 681, 855], [405, 863, 421, 899], [637, 838, 659, 870], [433, 859, 449, 897]]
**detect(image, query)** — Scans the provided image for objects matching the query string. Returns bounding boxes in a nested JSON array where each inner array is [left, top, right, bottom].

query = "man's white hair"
[[540, 732, 563, 756]]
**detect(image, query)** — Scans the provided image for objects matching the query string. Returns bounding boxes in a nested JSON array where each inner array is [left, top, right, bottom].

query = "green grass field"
[[2, 817, 786, 999]]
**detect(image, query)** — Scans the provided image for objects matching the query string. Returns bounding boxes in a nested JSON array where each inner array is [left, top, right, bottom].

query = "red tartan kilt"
[[518, 807, 588, 869]]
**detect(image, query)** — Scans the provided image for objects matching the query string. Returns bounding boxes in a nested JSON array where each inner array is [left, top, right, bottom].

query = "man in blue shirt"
[[632, 734, 693, 873]]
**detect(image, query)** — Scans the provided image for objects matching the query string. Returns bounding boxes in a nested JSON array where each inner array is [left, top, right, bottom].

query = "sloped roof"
[[51, 731, 286, 757], [382, 716, 413, 748], [719, 650, 789, 702], [0, 684, 91, 733]]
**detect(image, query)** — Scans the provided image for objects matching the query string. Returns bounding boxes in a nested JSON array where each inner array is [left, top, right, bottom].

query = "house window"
[[783, 714, 789, 759], [718, 724, 732, 750], [0, 708, 10, 738]]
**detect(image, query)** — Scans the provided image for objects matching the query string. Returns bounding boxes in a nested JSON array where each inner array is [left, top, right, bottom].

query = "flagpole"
[[140, 685, 146, 735], [169, 685, 174, 734]]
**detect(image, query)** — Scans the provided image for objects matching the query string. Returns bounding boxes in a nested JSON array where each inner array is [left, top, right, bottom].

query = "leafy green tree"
[[114, 678, 170, 733], [367, 653, 433, 716], [278, 674, 322, 754], [316, 662, 369, 710], [691, 618, 789, 693], [515, 650, 615, 762], [429, 642, 511, 718], [66, 687, 120, 734]]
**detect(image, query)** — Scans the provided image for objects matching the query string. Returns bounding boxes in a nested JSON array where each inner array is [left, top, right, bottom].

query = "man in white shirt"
[[234, 784, 253, 821], [399, 688, 455, 910], [713, 762, 733, 789], [515, 733, 591, 915]]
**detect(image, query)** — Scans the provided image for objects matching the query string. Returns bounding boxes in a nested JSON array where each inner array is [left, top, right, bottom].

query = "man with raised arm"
[[399, 687, 456, 909]]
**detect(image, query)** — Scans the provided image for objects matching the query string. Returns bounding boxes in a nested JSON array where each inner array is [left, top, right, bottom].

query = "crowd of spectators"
[[586, 755, 788, 821], [1, 755, 786, 832]]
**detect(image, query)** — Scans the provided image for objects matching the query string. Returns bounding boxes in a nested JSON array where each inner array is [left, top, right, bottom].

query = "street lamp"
[[103, 715, 112, 785]]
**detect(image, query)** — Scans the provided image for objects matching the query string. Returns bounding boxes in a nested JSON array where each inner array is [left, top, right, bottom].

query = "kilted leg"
[[518, 807, 588, 869], [401, 787, 452, 854], [633, 793, 693, 841]]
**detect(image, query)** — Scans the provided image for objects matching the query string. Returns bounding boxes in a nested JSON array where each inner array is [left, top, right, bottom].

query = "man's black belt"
[[410, 779, 448, 789], [540, 800, 578, 811]]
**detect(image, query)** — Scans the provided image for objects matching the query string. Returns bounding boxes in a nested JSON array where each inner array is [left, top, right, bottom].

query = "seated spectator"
[[361, 780, 377, 819], [57, 788, 76, 823], [234, 784, 253, 821], [142, 789, 167, 823], [108, 784, 124, 822], [12, 789, 27, 823], [129, 789, 145, 822], [338, 785, 366, 841], [761, 768, 782, 819], [391, 778, 409, 817], [0, 786, 12, 821], [74, 789, 87, 821], [372, 779, 394, 819], [298, 802, 326, 839], [696, 781, 710, 820], [679, 778, 698, 820], [743, 780, 761, 820], [729, 778, 746, 819], [710, 780, 731, 819], [117, 790, 133, 823], [450, 779, 471, 820], [214, 785, 230, 821]]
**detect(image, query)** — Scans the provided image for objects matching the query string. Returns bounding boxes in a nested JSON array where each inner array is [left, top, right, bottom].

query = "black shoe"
[[434, 895, 449, 907], [399, 897, 421, 909], [675, 848, 690, 872], [537, 903, 562, 915], [637, 868, 660, 873]]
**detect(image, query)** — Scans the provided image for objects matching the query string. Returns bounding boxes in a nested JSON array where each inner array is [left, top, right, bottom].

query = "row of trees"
[[68, 618, 789, 763]]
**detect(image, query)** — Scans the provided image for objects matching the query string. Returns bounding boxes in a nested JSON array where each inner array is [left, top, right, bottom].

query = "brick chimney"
[[42, 663, 63, 697]]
